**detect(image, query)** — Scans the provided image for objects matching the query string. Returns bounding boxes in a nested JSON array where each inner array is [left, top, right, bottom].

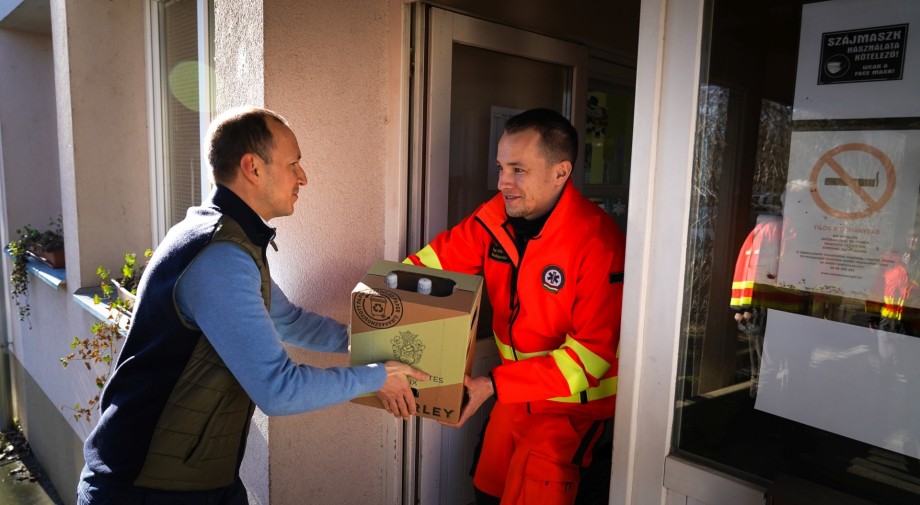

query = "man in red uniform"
[[405, 108, 625, 504]]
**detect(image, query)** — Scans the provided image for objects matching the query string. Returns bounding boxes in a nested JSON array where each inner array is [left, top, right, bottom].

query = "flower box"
[[28, 245, 65, 269], [110, 278, 137, 314]]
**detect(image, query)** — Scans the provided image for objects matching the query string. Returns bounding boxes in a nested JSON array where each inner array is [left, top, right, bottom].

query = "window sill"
[[4, 247, 66, 289], [664, 455, 766, 505], [72, 286, 110, 320], [28, 256, 66, 289], [72, 286, 131, 332]]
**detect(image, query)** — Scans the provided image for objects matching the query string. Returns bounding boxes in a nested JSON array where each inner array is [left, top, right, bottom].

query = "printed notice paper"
[[776, 130, 920, 301], [756, 310, 920, 459]]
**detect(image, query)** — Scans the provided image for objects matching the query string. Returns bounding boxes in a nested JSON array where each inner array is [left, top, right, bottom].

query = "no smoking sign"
[[808, 142, 897, 220]]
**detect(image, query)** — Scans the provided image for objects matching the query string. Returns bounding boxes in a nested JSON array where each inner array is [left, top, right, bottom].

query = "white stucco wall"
[[214, 0, 264, 111], [263, 1, 403, 503], [214, 1, 410, 502], [53, 0, 151, 287], [212, 2, 271, 502], [0, 21, 80, 505], [43, 0, 150, 429], [0, 1, 152, 503], [0, 0, 150, 503], [0, 29, 59, 247]]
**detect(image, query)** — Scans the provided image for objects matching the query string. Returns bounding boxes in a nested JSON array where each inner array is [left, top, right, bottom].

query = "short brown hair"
[[207, 107, 289, 185], [503, 108, 578, 165]]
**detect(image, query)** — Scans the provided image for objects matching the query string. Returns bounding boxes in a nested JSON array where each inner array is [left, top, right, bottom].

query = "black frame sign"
[[818, 24, 908, 84]]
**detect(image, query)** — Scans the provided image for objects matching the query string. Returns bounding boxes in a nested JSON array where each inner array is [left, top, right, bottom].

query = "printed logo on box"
[[354, 288, 403, 328], [392, 330, 425, 365]]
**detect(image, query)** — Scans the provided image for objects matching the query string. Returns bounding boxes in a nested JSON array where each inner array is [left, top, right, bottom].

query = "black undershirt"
[[508, 213, 550, 256]]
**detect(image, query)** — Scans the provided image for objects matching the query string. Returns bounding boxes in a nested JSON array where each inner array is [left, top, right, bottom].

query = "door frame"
[[610, 0, 767, 504], [408, 5, 590, 505], [420, 6, 589, 244]]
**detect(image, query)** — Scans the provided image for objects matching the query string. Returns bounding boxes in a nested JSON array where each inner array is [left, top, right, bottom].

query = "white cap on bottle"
[[386, 272, 398, 289], [417, 277, 432, 295]]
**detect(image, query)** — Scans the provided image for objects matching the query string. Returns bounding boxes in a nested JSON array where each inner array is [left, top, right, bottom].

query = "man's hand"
[[443, 375, 494, 429], [375, 361, 429, 419]]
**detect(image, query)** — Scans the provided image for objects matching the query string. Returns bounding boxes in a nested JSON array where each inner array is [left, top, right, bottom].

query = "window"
[[674, 1, 920, 503], [149, 0, 213, 242]]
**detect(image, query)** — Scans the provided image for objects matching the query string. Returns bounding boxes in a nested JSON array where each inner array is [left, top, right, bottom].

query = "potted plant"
[[106, 249, 152, 313], [6, 216, 65, 325]]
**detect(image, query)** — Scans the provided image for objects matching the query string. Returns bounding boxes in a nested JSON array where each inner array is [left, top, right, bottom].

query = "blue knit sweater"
[[175, 242, 386, 415]]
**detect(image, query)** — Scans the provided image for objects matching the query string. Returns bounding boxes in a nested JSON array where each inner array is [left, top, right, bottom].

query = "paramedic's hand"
[[443, 375, 494, 429], [376, 361, 429, 419]]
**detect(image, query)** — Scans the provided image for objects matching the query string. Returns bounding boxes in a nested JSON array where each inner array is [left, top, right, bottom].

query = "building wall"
[[0, 28, 59, 253], [0, 0, 405, 502], [52, 0, 151, 286], [212, 2, 270, 501], [212, 0, 407, 503], [262, 0, 404, 503], [0, 1, 152, 504], [0, 15, 75, 505]]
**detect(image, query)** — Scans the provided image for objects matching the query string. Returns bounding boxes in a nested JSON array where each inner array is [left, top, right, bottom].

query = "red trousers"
[[472, 402, 607, 505]]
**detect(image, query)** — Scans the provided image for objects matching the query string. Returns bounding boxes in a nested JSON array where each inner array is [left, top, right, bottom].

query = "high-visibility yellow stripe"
[[494, 334, 618, 403], [560, 334, 610, 379], [549, 377, 618, 403], [882, 295, 905, 320], [732, 280, 755, 290], [550, 348, 590, 394], [730, 296, 753, 306], [404, 245, 443, 269], [494, 336, 549, 361]]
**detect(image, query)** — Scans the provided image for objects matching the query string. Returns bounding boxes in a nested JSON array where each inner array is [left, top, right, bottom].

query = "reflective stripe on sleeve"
[[405, 245, 443, 269], [549, 377, 618, 403], [559, 334, 611, 380], [550, 348, 590, 395], [494, 335, 550, 361]]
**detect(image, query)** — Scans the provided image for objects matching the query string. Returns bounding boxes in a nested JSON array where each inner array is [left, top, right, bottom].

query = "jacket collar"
[[475, 180, 576, 266], [206, 185, 277, 249]]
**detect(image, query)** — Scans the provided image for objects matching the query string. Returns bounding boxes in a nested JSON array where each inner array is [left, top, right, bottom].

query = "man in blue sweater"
[[77, 107, 426, 504]]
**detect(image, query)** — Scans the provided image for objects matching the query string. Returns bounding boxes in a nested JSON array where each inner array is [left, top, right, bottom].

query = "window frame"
[[146, 0, 214, 247]]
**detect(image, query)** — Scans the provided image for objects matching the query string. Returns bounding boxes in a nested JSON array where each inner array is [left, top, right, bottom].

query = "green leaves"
[[61, 246, 152, 423]]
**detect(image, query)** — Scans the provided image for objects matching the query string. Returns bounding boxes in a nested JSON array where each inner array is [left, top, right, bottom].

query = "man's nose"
[[496, 169, 512, 190], [298, 166, 307, 186]]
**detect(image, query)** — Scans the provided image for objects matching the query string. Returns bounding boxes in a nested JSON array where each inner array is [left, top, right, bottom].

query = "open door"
[[406, 6, 589, 505]]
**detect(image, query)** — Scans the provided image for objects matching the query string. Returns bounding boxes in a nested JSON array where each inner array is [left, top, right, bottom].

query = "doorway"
[[405, 3, 638, 504]]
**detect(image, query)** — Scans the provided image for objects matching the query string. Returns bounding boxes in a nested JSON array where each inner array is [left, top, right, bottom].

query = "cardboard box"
[[349, 260, 483, 424]]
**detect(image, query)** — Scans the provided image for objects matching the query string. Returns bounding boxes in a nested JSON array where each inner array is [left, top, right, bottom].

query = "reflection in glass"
[[674, 1, 920, 503], [583, 77, 634, 233]]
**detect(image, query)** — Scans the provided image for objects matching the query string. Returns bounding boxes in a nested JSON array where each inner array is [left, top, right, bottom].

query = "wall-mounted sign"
[[819, 24, 907, 85], [776, 130, 920, 300], [793, 0, 920, 120]]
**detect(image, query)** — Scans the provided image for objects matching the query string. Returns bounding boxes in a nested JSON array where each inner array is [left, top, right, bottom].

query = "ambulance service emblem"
[[542, 265, 565, 293]]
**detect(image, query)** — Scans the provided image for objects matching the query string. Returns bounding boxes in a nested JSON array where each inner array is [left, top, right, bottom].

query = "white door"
[[407, 7, 589, 505]]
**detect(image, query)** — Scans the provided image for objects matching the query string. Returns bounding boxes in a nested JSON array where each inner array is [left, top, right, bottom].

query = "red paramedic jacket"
[[406, 181, 625, 420]]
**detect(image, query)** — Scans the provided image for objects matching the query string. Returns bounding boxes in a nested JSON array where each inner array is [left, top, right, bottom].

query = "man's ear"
[[554, 160, 572, 186], [239, 153, 261, 185]]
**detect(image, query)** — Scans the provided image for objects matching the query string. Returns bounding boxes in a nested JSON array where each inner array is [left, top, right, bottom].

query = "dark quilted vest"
[[83, 186, 274, 491]]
